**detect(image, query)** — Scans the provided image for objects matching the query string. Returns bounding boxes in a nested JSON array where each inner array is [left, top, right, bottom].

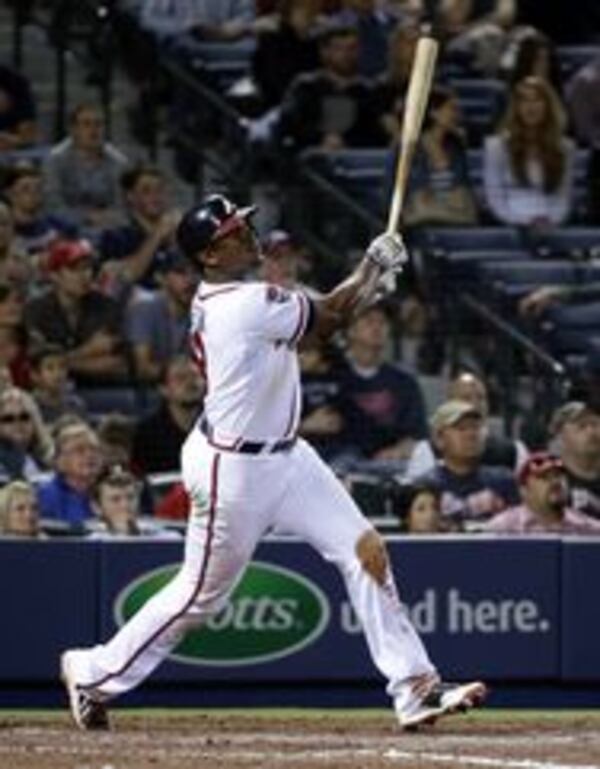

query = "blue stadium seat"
[[424, 226, 522, 252], [79, 387, 143, 418], [533, 227, 600, 259], [440, 249, 529, 284], [478, 260, 579, 287]]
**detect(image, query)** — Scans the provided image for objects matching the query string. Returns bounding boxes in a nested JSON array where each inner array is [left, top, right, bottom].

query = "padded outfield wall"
[[2, 536, 599, 707]]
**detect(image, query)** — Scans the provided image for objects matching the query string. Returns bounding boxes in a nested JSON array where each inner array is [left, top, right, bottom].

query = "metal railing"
[[458, 293, 571, 438]]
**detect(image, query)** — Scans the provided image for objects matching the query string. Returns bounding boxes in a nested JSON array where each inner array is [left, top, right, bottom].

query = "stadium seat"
[[78, 387, 146, 418], [533, 227, 600, 259], [437, 248, 529, 285], [423, 226, 523, 252], [478, 260, 579, 287]]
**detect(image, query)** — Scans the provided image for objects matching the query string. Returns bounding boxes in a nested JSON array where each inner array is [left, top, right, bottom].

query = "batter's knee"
[[355, 529, 389, 586]]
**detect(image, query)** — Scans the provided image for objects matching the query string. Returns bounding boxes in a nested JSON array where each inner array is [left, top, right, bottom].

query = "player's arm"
[[309, 233, 408, 339]]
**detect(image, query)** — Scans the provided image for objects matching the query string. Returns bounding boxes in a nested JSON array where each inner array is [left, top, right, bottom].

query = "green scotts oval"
[[114, 561, 331, 666]]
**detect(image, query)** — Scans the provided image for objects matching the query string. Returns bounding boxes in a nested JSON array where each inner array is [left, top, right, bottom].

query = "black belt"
[[199, 417, 295, 455]]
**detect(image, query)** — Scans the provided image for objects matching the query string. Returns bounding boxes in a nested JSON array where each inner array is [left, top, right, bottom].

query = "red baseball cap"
[[47, 239, 93, 272], [517, 452, 564, 486]]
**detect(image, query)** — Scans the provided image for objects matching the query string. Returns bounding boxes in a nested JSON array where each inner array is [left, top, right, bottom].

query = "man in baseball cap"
[[414, 399, 518, 527], [549, 401, 600, 520], [486, 451, 600, 534]]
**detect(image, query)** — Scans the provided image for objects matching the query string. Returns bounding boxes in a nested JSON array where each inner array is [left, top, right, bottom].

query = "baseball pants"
[[75, 432, 436, 702]]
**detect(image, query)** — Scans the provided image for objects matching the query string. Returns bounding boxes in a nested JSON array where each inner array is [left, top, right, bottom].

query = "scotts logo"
[[114, 561, 330, 666]]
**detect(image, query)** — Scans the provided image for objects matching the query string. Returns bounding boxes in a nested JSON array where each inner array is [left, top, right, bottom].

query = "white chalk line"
[[9, 727, 598, 748]]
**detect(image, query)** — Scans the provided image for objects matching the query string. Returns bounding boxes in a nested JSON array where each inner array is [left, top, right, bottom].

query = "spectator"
[[403, 482, 448, 534], [0, 387, 54, 478], [0, 480, 41, 538], [0, 62, 37, 151], [407, 371, 528, 478], [486, 452, 600, 534], [37, 421, 102, 530], [299, 337, 351, 463], [415, 399, 519, 528], [566, 54, 600, 149], [386, 85, 478, 226], [565, 54, 600, 220], [251, 0, 321, 111], [372, 21, 419, 144], [331, 0, 396, 77], [437, 0, 516, 77], [3, 164, 74, 265], [549, 401, 600, 520], [278, 24, 381, 151], [89, 465, 179, 538], [483, 76, 575, 230], [0, 199, 29, 288], [125, 250, 198, 383], [25, 238, 128, 385], [340, 303, 427, 460], [132, 355, 203, 474], [0, 281, 30, 388], [43, 104, 130, 231], [29, 343, 87, 425], [96, 412, 154, 517], [504, 29, 562, 93], [98, 165, 181, 290]]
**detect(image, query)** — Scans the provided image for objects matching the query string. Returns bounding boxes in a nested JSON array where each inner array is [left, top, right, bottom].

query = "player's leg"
[[62, 443, 268, 727], [272, 440, 485, 728]]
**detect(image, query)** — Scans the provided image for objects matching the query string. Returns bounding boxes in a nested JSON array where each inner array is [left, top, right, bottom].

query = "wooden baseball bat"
[[387, 36, 439, 236]]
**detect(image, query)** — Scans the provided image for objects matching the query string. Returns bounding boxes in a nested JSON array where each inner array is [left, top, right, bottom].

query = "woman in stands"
[[385, 84, 479, 226], [483, 76, 575, 230], [0, 387, 54, 479]]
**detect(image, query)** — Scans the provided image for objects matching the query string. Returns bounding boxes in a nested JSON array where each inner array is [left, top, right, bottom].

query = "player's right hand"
[[366, 232, 408, 274]]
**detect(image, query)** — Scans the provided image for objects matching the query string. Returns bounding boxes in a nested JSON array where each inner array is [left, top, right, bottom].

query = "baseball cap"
[[549, 401, 596, 436], [46, 239, 93, 272], [176, 194, 256, 258], [430, 400, 482, 432], [517, 452, 564, 485]]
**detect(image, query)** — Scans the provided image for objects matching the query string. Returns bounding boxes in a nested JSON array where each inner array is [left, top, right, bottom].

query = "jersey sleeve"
[[247, 283, 313, 345]]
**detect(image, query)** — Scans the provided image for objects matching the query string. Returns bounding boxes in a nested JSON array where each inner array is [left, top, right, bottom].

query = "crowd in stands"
[[0, 0, 599, 540]]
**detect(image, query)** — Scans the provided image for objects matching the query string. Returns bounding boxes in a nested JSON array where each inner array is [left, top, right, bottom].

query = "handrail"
[[460, 292, 568, 378]]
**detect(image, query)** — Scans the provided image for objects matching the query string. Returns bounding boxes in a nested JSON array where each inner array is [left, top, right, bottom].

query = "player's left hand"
[[366, 232, 408, 275]]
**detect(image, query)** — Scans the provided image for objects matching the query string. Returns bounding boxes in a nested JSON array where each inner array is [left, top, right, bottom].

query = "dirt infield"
[[1, 709, 599, 769]]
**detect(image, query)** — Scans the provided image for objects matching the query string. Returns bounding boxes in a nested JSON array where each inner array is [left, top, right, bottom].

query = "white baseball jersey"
[[189, 280, 311, 443]]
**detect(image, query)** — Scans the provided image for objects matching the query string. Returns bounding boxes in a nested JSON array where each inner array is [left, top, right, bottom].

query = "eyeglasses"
[[0, 411, 32, 425]]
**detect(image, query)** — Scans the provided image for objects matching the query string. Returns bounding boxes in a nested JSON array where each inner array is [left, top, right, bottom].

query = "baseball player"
[[61, 194, 485, 731]]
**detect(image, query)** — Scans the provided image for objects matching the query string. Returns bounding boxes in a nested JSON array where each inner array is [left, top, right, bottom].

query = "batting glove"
[[366, 232, 408, 274]]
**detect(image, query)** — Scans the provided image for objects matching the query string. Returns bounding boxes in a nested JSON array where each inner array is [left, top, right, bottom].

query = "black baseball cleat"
[[398, 680, 487, 731], [60, 650, 110, 731]]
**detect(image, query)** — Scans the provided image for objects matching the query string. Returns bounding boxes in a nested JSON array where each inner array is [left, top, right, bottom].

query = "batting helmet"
[[176, 194, 256, 260]]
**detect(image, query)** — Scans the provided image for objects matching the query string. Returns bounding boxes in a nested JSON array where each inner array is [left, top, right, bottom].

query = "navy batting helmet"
[[176, 194, 256, 260]]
